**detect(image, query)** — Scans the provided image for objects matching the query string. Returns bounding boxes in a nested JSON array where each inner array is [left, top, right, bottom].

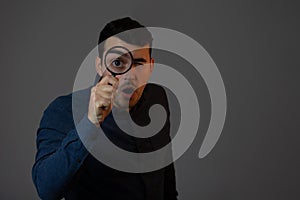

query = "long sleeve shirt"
[[32, 83, 178, 200]]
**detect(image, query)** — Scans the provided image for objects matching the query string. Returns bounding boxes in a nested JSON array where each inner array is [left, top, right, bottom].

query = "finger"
[[95, 104, 110, 114], [95, 89, 114, 100], [99, 75, 118, 87], [92, 86, 110, 102], [95, 98, 110, 109], [112, 79, 119, 90], [94, 105, 104, 122], [96, 84, 114, 93]]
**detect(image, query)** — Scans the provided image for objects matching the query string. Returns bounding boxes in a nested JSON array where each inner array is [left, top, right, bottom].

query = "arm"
[[164, 163, 179, 200], [163, 119, 178, 200], [32, 96, 98, 200]]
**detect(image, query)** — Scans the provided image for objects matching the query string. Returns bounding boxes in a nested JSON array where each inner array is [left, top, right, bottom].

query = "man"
[[32, 17, 178, 200]]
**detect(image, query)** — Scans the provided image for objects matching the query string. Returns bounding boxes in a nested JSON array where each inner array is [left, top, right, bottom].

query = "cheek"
[[137, 70, 151, 82]]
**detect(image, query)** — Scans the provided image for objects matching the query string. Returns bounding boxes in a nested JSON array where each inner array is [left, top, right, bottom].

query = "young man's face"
[[96, 36, 154, 110]]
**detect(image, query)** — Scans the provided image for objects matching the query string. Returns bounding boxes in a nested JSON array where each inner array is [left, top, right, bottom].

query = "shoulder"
[[44, 93, 72, 115], [143, 83, 170, 108], [39, 93, 74, 132], [144, 83, 166, 94], [40, 88, 91, 130], [144, 83, 168, 100], [44, 87, 91, 115]]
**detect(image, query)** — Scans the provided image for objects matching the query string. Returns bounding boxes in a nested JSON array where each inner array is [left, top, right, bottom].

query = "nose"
[[123, 65, 137, 80]]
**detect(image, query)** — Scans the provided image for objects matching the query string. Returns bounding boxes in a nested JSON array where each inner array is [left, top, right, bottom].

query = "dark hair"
[[97, 17, 153, 58]]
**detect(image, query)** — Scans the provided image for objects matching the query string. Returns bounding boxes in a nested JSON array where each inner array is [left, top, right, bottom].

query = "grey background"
[[0, 0, 299, 199]]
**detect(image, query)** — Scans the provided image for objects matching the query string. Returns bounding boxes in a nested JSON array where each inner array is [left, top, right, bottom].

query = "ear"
[[95, 56, 104, 76], [149, 57, 154, 73]]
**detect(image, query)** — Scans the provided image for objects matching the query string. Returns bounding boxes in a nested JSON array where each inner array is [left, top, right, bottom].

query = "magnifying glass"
[[104, 46, 134, 77]]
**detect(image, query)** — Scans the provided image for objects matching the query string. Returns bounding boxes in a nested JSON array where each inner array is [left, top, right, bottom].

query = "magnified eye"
[[112, 59, 123, 67], [104, 46, 133, 75]]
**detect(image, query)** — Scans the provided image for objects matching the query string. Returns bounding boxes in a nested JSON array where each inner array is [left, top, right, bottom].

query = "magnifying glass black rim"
[[104, 45, 134, 76]]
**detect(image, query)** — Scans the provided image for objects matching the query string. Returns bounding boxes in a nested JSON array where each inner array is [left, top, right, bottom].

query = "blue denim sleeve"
[[32, 96, 98, 200]]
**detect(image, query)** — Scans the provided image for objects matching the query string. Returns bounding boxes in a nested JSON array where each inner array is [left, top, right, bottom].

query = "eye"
[[112, 59, 123, 67]]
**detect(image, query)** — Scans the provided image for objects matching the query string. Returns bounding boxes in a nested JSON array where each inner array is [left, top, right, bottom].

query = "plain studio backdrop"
[[0, 0, 299, 199]]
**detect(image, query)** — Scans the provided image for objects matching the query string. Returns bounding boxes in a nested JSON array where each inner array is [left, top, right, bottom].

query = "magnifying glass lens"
[[104, 47, 133, 75]]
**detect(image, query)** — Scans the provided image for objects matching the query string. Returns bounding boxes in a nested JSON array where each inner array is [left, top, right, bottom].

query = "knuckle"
[[91, 86, 96, 93]]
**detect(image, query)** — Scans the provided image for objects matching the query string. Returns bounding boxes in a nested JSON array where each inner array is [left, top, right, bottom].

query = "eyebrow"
[[133, 58, 147, 63], [108, 49, 130, 57], [106, 49, 148, 63], [106, 50, 147, 62]]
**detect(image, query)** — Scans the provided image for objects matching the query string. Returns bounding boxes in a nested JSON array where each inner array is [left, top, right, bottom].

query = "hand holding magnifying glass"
[[88, 46, 134, 126]]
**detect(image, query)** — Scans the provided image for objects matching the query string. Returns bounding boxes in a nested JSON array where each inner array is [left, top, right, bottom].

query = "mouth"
[[121, 86, 135, 99]]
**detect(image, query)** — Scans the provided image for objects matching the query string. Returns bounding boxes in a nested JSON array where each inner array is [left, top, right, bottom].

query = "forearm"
[[32, 115, 98, 200]]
